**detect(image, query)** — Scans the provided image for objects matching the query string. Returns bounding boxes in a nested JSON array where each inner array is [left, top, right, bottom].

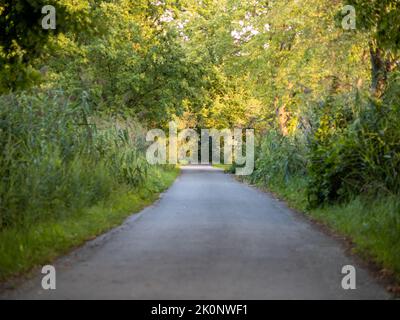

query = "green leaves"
[[0, 0, 94, 92], [346, 0, 400, 52]]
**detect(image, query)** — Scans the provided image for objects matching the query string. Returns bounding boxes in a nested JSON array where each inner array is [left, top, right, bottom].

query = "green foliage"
[[0, 90, 158, 229], [307, 77, 400, 206], [250, 130, 307, 186], [0, 0, 93, 92], [1, 0, 211, 125], [346, 0, 400, 52]]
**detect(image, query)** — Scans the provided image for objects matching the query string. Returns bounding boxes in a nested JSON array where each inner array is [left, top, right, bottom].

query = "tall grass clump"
[[307, 81, 400, 206], [250, 130, 307, 186], [0, 90, 154, 230]]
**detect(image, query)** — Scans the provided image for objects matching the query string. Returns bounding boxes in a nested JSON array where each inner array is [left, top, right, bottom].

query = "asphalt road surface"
[[0, 166, 390, 299]]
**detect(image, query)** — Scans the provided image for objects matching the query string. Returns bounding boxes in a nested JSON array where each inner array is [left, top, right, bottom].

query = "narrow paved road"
[[1, 166, 389, 299]]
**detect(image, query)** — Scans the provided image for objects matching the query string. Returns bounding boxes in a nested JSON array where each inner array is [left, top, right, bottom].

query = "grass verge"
[[212, 163, 232, 171], [0, 166, 179, 282]]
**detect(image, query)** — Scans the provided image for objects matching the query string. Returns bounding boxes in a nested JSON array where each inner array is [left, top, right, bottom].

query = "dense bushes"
[[308, 86, 400, 206], [0, 90, 155, 229]]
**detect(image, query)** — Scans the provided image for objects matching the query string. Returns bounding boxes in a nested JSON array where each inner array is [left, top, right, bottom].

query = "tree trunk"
[[277, 103, 289, 136], [369, 42, 397, 98]]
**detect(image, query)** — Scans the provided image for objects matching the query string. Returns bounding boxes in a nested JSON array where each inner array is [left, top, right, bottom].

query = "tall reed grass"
[[0, 90, 153, 230]]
